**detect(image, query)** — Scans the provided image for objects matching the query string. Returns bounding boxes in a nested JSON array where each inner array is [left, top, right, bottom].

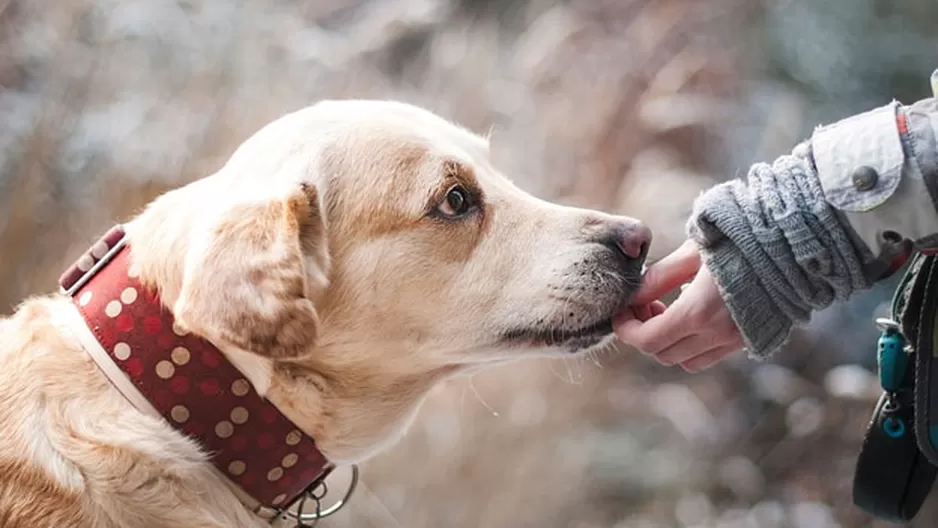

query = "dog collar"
[[58, 225, 341, 521]]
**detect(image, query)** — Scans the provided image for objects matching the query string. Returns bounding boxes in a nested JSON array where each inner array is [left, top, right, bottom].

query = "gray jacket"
[[689, 71, 938, 359]]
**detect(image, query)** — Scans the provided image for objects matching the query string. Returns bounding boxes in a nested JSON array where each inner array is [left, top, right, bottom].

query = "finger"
[[613, 300, 667, 327], [631, 304, 652, 322], [630, 240, 701, 305], [614, 302, 692, 354], [628, 301, 667, 322], [679, 344, 741, 373], [653, 333, 726, 366], [617, 270, 711, 351]]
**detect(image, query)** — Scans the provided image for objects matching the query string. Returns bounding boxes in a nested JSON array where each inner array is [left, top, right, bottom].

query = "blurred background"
[[1, 0, 937, 526]]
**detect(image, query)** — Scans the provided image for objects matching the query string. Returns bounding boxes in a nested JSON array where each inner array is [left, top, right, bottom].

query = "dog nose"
[[608, 221, 652, 261]]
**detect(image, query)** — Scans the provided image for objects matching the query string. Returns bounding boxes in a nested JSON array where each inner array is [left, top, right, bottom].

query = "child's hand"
[[614, 240, 745, 372]]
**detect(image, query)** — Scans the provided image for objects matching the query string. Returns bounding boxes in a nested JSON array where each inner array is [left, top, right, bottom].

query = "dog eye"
[[437, 185, 474, 217]]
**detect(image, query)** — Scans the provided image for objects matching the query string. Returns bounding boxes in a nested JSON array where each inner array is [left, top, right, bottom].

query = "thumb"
[[630, 239, 701, 305]]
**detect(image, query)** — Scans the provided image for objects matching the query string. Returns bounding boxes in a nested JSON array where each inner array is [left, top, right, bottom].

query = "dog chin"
[[498, 317, 616, 353]]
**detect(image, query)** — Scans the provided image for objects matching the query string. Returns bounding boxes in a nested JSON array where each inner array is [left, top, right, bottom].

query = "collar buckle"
[[59, 224, 129, 297]]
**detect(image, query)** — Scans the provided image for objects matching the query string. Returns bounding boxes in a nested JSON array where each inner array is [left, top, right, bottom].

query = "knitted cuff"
[[698, 235, 793, 359], [687, 146, 872, 359]]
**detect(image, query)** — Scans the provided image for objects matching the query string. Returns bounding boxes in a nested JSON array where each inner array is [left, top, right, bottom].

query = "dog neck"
[[121, 212, 460, 464], [264, 351, 457, 464]]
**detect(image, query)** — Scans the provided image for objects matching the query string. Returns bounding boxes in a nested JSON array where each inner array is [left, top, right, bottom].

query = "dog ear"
[[173, 182, 329, 360]]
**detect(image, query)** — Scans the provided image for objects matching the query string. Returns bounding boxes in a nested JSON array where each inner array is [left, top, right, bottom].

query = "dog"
[[0, 100, 650, 527]]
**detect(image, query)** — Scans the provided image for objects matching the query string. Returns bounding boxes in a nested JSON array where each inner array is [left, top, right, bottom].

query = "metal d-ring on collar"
[[279, 464, 360, 527]]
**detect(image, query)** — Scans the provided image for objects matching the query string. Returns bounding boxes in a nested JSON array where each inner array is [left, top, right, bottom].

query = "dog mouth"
[[499, 318, 615, 352], [495, 260, 643, 353]]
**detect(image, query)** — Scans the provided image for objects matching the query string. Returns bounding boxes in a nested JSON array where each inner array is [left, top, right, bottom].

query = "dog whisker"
[[468, 375, 499, 418]]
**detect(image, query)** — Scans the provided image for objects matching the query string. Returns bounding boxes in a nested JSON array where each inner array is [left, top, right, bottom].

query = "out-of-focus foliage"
[[1, 0, 936, 526]]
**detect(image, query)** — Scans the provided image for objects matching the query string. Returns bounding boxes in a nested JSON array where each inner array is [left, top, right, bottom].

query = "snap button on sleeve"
[[852, 166, 879, 191]]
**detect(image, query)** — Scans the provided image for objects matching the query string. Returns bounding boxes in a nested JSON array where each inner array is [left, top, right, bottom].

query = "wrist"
[[698, 239, 794, 359]]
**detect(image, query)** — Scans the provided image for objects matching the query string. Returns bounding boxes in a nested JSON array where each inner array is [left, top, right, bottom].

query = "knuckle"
[[656, 354, 677, 366], [631, 335, 658, 355], [680, 362, 699, 373]]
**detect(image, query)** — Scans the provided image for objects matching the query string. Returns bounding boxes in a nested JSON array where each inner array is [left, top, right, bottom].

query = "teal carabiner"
[[876, 318, 909, 393]]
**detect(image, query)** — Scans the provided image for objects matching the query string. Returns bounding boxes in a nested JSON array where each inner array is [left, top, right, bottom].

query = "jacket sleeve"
[[685, 95, 938, 359]]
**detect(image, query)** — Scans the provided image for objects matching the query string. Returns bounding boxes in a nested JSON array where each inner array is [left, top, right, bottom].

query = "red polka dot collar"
[[58, 225, 337, 521]]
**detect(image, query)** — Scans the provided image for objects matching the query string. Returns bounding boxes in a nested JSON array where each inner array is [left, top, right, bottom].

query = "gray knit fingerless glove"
[[686, 142, 872, 358]]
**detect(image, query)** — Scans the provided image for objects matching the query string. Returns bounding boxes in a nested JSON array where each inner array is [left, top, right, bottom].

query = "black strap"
[[915, 253, 938, 466], [853, 391, 937, 521], [915, 257, 938, 464], [853, 253, 938, 522]]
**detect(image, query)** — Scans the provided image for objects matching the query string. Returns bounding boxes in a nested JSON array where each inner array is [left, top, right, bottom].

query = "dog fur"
[[0, 100, 649, 527]]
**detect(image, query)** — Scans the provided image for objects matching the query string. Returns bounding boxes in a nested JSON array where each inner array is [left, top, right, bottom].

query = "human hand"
[[614, 240, 745, 372]]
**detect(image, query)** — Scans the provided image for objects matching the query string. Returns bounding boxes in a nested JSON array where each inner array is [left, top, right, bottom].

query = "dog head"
[[127, 100, 650, 460]]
